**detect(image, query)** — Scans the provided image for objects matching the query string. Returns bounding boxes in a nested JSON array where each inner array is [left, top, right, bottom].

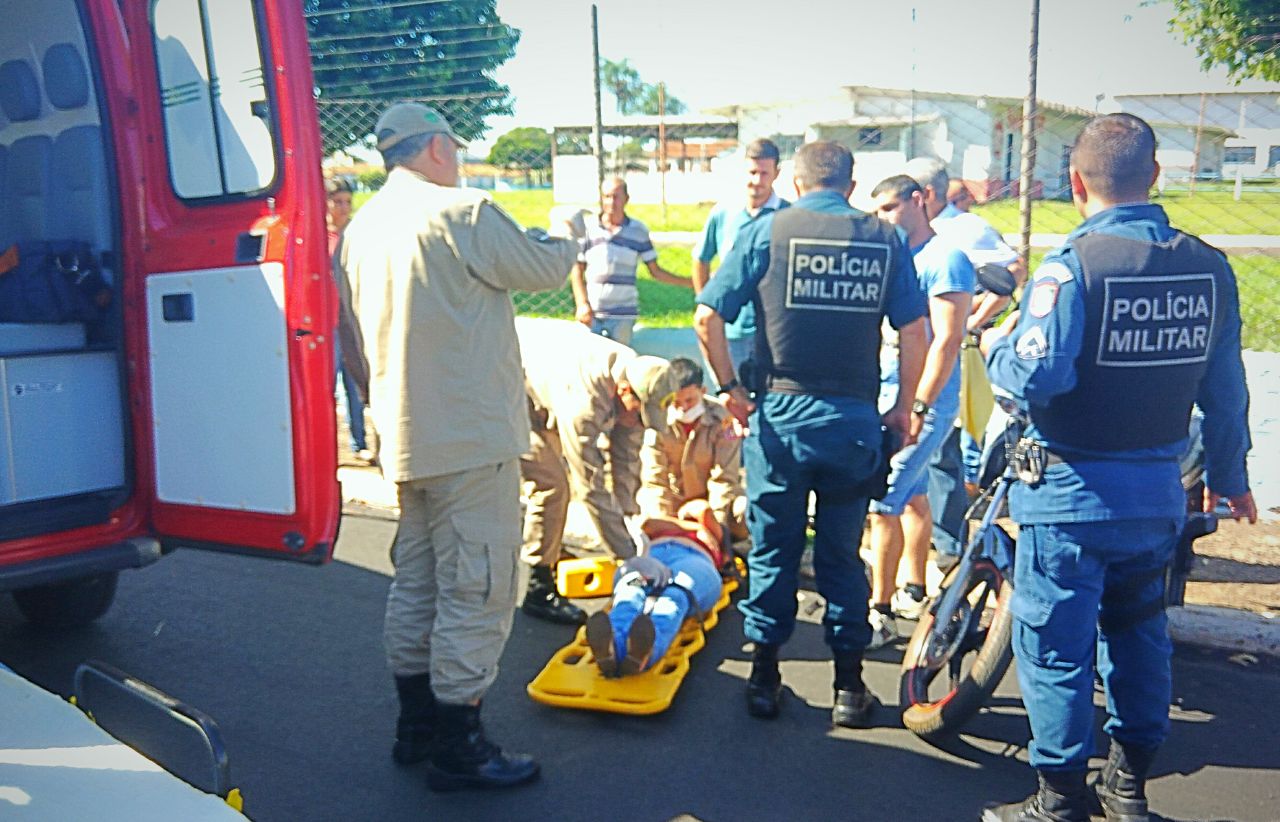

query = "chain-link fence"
[[317, 54, 1280, 353]]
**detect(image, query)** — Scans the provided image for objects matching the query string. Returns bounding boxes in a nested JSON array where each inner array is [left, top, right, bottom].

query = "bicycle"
[[897, 406, 1217, 741]]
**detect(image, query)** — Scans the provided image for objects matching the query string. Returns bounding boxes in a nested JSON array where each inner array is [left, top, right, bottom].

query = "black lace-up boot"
[[391, 673, 435, 765], [1092, 739, 1156, 822], [521, 564, 585, 624], [745, 642, 782, 718], [831, 650, 880, 728], [426, 703, 540, 792], [981, 770, 1091, 821]]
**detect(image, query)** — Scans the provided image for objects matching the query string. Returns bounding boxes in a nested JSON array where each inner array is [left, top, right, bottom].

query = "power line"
[[305, 0, 452, 19], [309, 21, 509, 45], [312, 48, 513, 74]]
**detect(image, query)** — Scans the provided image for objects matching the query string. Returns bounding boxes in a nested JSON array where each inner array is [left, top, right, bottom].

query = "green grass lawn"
[[364, 185, 1280, 238], [974, 190, 1280, 237], [518, 249, 1280, 350], [356, 186, 1280, 350], [491, 188, 708, 232]]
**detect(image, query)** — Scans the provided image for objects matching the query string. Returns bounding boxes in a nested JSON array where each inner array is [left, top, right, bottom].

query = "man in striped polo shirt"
[[571, 177, 690, 344]]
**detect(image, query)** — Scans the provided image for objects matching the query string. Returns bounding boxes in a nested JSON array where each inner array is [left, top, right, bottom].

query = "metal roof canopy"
[[553, 115, 737, 141]]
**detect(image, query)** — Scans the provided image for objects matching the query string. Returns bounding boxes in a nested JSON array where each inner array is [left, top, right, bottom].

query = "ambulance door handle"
[[161, 293, 194, 322], [235, 231, 266, 263]]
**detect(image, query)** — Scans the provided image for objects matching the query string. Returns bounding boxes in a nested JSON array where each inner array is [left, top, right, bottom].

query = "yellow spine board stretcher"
[[556, 556, 619, 598], [528, 567, 739, 716]]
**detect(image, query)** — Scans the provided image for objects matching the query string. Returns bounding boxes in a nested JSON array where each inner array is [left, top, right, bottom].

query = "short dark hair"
[[380, 131, 436, 171], [667, 357, 703, 390], [745, 138, 780, 164], [1070, 113, 1157, 201], [325, 176, 353, 197], [603, 176, 628, 197], [871, 174, 922, 201], [793, 141, 853, 190]]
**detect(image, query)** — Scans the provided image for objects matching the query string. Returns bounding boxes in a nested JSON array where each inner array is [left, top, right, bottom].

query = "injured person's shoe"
[[618, 612, 655, 676], [585, 611, 618, 677]]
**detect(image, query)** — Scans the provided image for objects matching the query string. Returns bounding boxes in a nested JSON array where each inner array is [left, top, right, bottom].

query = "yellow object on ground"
[[556, 556, 618, 599], [527, 575, 739, 715], [959, 343, 995, 441]]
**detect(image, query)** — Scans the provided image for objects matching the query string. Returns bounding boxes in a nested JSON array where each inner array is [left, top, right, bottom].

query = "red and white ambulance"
[[0, 0, 340, 628]]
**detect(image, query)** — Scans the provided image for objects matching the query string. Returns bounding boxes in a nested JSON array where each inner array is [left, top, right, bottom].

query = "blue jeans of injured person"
[[609, 541, 722, 670], [1013, 518, 1181, 772], [741, 393, 880, 652]]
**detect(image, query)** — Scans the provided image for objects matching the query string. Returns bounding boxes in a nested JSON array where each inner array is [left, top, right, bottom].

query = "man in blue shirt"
[[694, 141, 929, 728], [865, 175, 974, 647], [978, 114, 1255, 822], [692, 138, 789, 372]]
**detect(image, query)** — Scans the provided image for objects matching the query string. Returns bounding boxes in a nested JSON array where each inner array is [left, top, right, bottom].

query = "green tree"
[[636, 84, 687, 116], [488, 127, 552, 186], [601, 58, 645, 115], [1167, 0, 1280, 82], [306, 0, 520, 152], [600, 57, 686, 116]]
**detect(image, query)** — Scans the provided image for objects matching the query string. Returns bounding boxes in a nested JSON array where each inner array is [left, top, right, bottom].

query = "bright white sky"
[[473, 0, 1277, 151]]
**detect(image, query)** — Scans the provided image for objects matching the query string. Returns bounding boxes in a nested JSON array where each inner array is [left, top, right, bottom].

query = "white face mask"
[[668, 400, 706, 425]]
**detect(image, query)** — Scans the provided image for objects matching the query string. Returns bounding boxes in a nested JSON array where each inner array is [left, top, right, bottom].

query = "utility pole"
[[658, 81, 668, 224], [591, 4, 604, 210], [1017, 0, 1040, 269]]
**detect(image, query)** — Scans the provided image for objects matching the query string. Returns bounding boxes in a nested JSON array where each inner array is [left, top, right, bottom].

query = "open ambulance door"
[[123, 0, 339, 562]]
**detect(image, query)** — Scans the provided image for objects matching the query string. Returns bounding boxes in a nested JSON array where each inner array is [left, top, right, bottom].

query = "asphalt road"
[[1, 512, 1277, 822]]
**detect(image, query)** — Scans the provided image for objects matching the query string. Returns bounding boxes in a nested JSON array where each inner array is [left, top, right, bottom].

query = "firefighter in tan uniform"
[[339, 103, 577, 792], [515, 319, 682, 624], [637, 357, 746, 544]]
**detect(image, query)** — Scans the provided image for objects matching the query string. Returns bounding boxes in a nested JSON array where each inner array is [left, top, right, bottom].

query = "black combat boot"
[[831, 650, 880, 728], [1091, 739, 1156, 822], [425, 703, 540, 792], [981, 770, 1091, 822], [521, 564, 585, 625], [391, 673, 436, 765], [744, 642, 782, 719]]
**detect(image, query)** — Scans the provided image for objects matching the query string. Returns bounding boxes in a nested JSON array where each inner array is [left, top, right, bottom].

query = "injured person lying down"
[[585, 500, 732, 677]]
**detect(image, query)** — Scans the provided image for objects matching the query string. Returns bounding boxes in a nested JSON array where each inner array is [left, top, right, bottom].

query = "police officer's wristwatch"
[[717, 377, 743, 396], [911, 399, 930, 417]]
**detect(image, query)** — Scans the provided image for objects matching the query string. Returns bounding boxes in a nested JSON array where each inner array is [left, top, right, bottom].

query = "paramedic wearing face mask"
[[637, 357, 747, 546]]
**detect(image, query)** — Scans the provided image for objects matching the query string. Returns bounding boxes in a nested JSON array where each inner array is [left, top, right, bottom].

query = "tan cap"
[[374, 102, 466, 152], [623, 356, 682, 431]]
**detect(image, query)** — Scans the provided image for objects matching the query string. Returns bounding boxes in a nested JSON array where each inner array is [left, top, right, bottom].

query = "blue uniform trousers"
[[1012, 518, 1180, 771], [740, 393, 880, 652]]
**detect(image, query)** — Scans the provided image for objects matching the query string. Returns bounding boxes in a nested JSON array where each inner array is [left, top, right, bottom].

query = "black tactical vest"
[[1033, 231, 1230, 451], [754, 206, 902, 401]]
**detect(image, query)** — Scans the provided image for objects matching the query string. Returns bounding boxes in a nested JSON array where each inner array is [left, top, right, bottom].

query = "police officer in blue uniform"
[[979, 114, 1255, 822], [694, 141, 929, 727]]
